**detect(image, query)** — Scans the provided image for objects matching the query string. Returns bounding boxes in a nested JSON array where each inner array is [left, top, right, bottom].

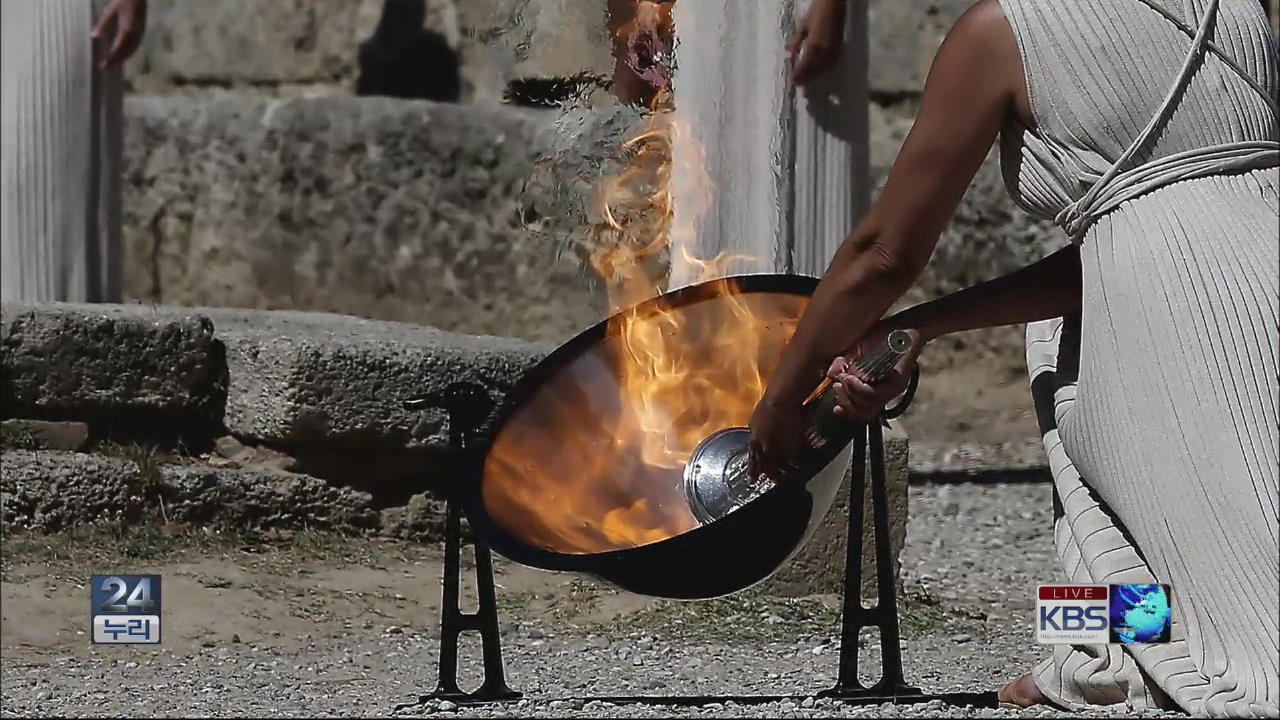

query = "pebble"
[[3, 484, 1177, 719]]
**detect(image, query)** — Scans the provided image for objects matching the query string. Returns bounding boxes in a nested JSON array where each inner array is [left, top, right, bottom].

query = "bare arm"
[[761, 0, 1023, 409], [888, 245, 1081, 342]]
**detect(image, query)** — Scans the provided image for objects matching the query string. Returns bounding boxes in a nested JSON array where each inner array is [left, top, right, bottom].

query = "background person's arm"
[[93, 0, 147, 71]]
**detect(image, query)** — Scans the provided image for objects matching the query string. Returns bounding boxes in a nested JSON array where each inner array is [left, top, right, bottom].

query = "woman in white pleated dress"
[[752, 0, 1278, 716]]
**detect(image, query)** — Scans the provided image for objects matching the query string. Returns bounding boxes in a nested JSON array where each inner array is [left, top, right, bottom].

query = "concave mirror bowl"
[[465, 274, 851, 599]]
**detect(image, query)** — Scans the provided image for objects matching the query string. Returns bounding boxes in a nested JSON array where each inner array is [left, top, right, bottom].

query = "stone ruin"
[[2, 0, 1073, 596]]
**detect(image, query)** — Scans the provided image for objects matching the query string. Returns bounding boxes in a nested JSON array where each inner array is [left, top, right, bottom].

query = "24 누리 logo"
[[91, 575, 161, 644], [1037, 584, 1171, 645]]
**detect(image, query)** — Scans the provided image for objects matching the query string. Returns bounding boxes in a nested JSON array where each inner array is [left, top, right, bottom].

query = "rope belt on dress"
[[1055, 0, 1280, 243]]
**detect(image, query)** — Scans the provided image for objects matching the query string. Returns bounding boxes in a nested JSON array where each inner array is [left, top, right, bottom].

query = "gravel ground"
[[0, 482, 1187, 719]]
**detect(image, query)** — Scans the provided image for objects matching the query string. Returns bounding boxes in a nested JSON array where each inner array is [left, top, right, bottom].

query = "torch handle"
[[801, 330, 913, 447], [801, 330, 913, 407]]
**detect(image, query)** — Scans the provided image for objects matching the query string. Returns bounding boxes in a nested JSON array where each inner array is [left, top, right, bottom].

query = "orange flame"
[[481, 84, 805, 555]]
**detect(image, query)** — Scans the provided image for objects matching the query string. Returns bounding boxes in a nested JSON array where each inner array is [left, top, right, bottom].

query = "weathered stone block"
[[0, 450, 378, 534], [127, 0, 611, 103], [379, 491, 451, 541], [0, 420, 91, 451], [1, 302, 549, 455], [127, 0, 387, 91], [0, 303, 221, 422], [764, 424, 909, 597], [190, 307, 550, 452], [867, 0, 973, 96], [452, 0, 617, 103], [0, 451, 141, 532], [123, 95, 608, 345], [122, 96, 1060, 350], [126, 0, 964, 100], [163, 465, 378, 533]]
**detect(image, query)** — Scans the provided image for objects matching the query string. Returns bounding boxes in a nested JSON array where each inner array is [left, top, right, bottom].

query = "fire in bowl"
[[465, 274, 854, 600]]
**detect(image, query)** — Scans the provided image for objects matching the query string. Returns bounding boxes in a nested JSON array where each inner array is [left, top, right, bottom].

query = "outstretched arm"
[[889, 245, 1081, 344], [826, 245, 1081, 420], [749, 0, 1033, 468]]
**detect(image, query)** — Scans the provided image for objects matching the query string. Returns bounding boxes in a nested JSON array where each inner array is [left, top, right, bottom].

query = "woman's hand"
[[829, 325, 923, 422], [747, 394, 808, 483], [789, 0, 847, 85], [92, 0, 148, 71]]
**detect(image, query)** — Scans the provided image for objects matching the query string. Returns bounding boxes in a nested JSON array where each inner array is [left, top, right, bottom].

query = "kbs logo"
[[1037, 585, 1109, 644], [1037, 584, 1174, 645]]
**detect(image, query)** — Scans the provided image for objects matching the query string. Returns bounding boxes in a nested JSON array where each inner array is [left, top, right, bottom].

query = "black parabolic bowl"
[[464, 274, 852, 600]]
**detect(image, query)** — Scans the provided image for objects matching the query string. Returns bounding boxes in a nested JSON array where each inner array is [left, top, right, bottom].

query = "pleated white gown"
[[1004, 0, 1279, 716], [666, 0, 868, 285], [1, 0, 123, 303]]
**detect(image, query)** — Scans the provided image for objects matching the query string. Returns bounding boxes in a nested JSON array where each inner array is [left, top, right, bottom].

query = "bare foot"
[[998, 672, 1048, 708]]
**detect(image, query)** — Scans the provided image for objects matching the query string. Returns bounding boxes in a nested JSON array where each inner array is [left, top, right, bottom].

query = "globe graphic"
[[1110, 584, 1171, 644]]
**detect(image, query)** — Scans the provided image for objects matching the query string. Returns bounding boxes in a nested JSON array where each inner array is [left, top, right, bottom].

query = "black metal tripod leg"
[[824, 419, 920, 699], [434, 494, 465, 697], [823, 424, 871, 696], [472, 540, 519, 700], [425, 382, 521, 703], [868, 420, 918, 695]]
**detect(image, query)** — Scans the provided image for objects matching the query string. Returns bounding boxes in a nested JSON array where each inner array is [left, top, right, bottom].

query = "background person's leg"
[[0, 0, 101, 303], [92, 0, 124, 303]]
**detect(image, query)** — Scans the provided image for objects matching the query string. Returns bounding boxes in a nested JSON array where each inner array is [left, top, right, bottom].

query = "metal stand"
[[820, 418, 921, 700], [405, 383, 520, 704], [401, 371, 994, 709]]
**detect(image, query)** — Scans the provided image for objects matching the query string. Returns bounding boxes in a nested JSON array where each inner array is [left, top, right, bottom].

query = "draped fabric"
[[1, 0, 123, 303], [666, 0, 868, 287], [1005, 0, 1279, 716]]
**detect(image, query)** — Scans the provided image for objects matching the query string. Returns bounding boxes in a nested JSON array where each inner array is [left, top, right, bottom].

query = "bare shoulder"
[[934, 0, 1030, 124], [940, 0, 1019, 63]]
